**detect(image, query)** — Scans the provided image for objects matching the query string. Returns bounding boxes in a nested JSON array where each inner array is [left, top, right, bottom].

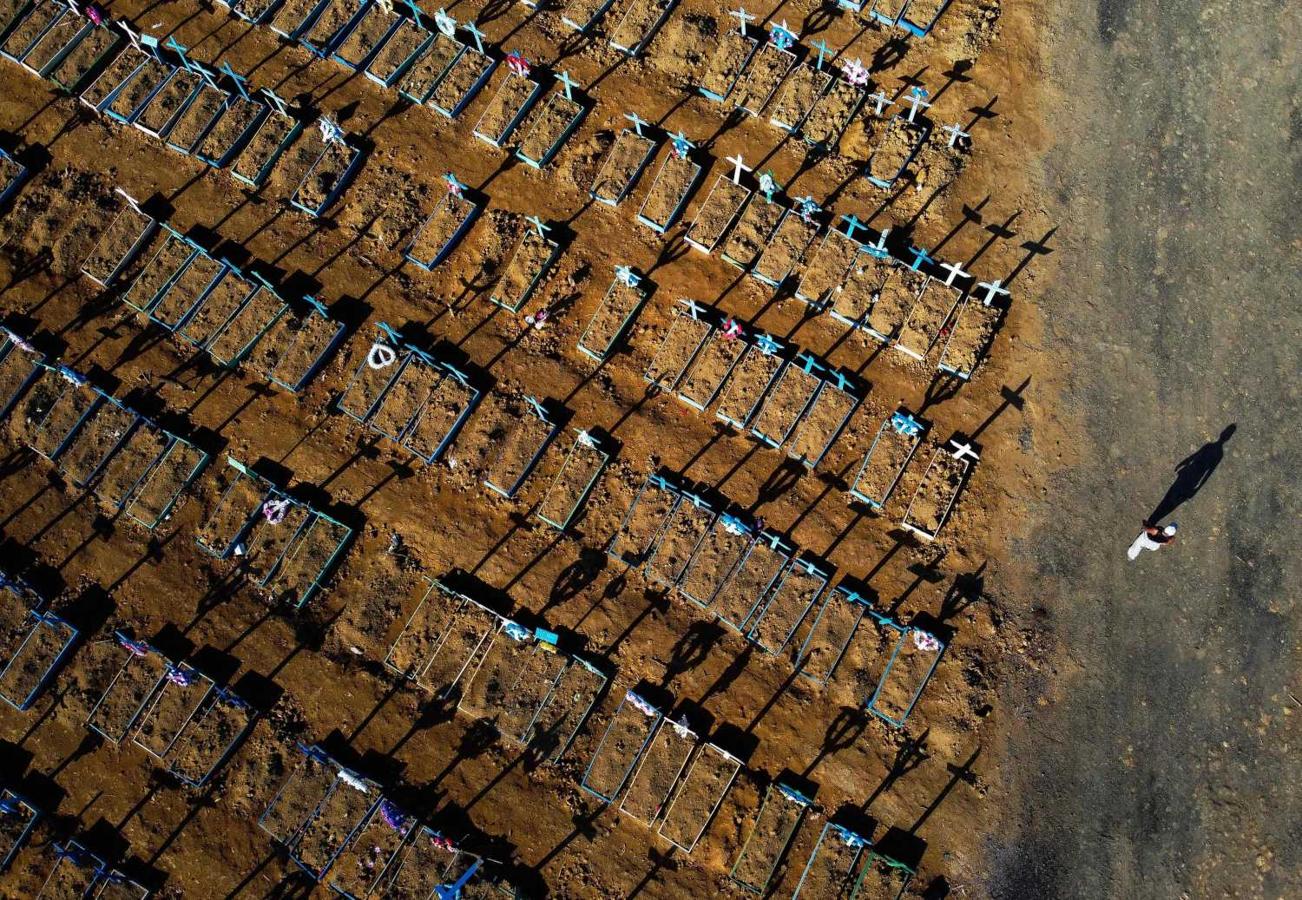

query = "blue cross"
[[811, 38, 832, 70], [671, 131, 693, 158], [755, 332, 782, 355], [262, 87, 291, 117], [219, 61, 249, 100], [402, 0, 425, 22], [462, 20, 485, 52], [909, 245, 933, 271], [649, 472, 674, 491], [524, 395, 550, 421], [164, 35, 189, 69], [444, 172, 467, 195], [840, 213, 865, 242], [556, 69, 578, 101], [623, 111, 649, 137], [435, 858, 481, 900], [770, 21, 796, 51], [796, 352, 823, 375], [828, 369, 855, 393]]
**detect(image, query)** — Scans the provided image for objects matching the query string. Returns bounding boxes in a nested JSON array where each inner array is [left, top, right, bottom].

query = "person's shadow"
[[1147, 424, 1236, 525]]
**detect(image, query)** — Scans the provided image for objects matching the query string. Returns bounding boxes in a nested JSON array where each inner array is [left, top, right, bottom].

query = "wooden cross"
[[866, 228, 891, 258], [939, 260, 970, 287], [730, 6, 756, 36], [556, 69, 578, 101], [623, 111, 648, 137], [908, 245, 933, 271], [219, 61, 249, 100], [866, 90, 891, 116], [164, 35, 189, 69], [902, 86, 931, 123], [526, 215, 549, 239], [975, 279, 1009, 306], [726, 153, 750, 184]]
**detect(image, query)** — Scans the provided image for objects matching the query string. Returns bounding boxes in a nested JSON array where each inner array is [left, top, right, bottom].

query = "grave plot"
[[44, 19, 122, 94], [713, 533, 792, 633], [207, 278, 289, 367], [473, 68, 541, 148], [231, 107, 304, 187], [521, 654, 606, 760], [768, 63, 833, 134], [37, 842, 103, 898], [896, 278, 962, 360], [399, 362, 480, 463], [149, 251, 226, 332], [678, 513, 752, 608], [853, 850, 915, 899], [120, 226, 195, 313], [676, 329, 744, 410], [90, 421, 168, 512], [81, 191, 156, 287], [121, 433, 207, 529], [796, 225, 862, 307], [796, 583, 869, 682], [560, 0, 616, 33], [658, 741, 740, 852], [849, 411, 924, 508], [358, 13, 431, 86], [645, 300, 712, 391], [269, 0, 329, 41], [54, 392, 137, 487], [298, 0, 369, 58], [0, 789, 39, 871], [85, 634, 167, 743], [636, 148, 699, 233], [827, 247, 887, 328], [240, 492, 314, 585], [866, 115, 928, 188], [337, 325, 408, 422], [536, 430, 609, 529], [490, 222, 558, 311], [721, 194, 784, 270], [750, 355, 824, 449], [863, 264, 927, 342], [258, 744, 339, 847], [385, 582, 496, 696], [867, 619, 945, 728], [251, 297, 344, 392], [696, 23, 758, 102], [13, 1, 77, 76], [937, 296, 1002, 380], [384, 826, 481, 900], [685, 173, 750, 254], [163, 79, 228, 156], [607, 472, 680, 567], [752, 208, 819, 287], [0, 609, 76, 711], [644, 492, 715, 588], [590, 123, 656, 205], [0, 331, 40, 417], [92, 51, 170, 121], [730, 782, 811, 893], [577, 270, 647, 361], [581, 690, 661, 802], [426, 41, 494, 118], [0, 0, 63, 66], [482, 395, 559, 498], [803, 72, 866, 150], [620, 717, 697, 825], [793, 822, 870, 899], [195, 459, 270, 558], [516, 83, 586, 168], [0, 145, 27, 206], [366, 349, 439, 440], [749, 557, 830, 654], [405, 189, 479, 270], [289, 763, 381, 879], [92, 870, 150, 899], [715, 338, 786, 430], [327, 800, 413, 899], [608, 0, 675, 57], [132, 663, 213, 758], [788, 372, 863, 469], [0, 575, 35, 665], [175, 266, 260, 349], [167, 686, 255, 787], [900, 0, 946, 36], [735, 37, 796, 116], [332, 1, 402, 70], [265, 511, 353, 608], [193, 95, 270, 167], [290, 135, 363, 216], [0, 0, 30, 39], [133, 67, 202, 140], [900, 440, 975, 540], [393, 27, 462, 102], [870, 0, 909, 26], [7, 364, 69, 450], [492, 638, 569, 742], [458, 620, 539, 720], [230, 0, 282, 23], [26, 369, 99, 461]]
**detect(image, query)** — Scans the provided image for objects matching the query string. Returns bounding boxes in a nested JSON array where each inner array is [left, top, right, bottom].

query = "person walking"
[[1127, 522, 1177, 560]]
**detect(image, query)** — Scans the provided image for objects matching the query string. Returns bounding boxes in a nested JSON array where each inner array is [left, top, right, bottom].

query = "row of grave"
[[841, 0, 951, 36], [0, 0, 361, 214]]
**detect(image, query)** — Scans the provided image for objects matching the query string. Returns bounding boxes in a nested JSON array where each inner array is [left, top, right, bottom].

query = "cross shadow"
[[1146, 424, 1236, 526]]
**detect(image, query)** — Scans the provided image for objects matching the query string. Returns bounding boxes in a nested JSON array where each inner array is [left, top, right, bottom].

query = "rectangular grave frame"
[[264, 296, 345, 392], [713, 531, 793, 635], [163, 77, 230, 157], [398, 359, 481, 464], [751, 207, 819, 288], [767, 63, 833, 134], [288, 762, 382, 881], [536, 430, 609, 530], [793, 822, 871, 898], [195, 457, 273, 558], [749, 355, 824, 449], [290, 138, 363, 217], [365, 347, 438, 443], [0, 145, 28, 207], [147, 243, 227, 332], [735, 37, 797, 117], [456, 618, 541, 721], [0, 0, 36, 46], [404, 190, 480, 271], [715, 340, 787, 431], [676, 331, 744, 411], [684, 174, 751, 254], [787, 372, 863, 469], [336, 323, 409, 423], [89, 49, 168, 122], [869, 0, 910, 27], [230, 106, 304, 188], [331, 2, 404, 71], [696, 28, 758, 102], [489, 224, 559, 312], [19, 4, 84, 78], [900, 442, 971, 541], [174, 262, 262, 350], [207, 275, 291, 369], [590, 125, 656, 206], [473, 69, 542, 149], [794, 226, 862, 307], [27, 366, 101, 462], [0, 609, 78, 711], [522, 654, 606, 761], [795, 583, 869, 686], [270, 0, 332, 41], [166, 684, 256, 787], [384, 580, 498, 696], [426, 43, 496, 118], [84, 632, 167, 743], [636, 151, 700, 233], [936, 297, 1001, 381], [657, 740, 740, 853], [228, 0, 285, 24], [577, 274, 648, 362], [645, 300, 712, 392], [0, 331, 41, 418], [862, 609, 941, 728], [121, 429, 209, 530], [560, 0, 616, 33], [383, 825, 484, 899], [852, 848, 916, 899], [0, 0, 67, 67], [609, 470, 680, 571], [131, 662, 215, 759], [677, 512, 753, 609], [258, 742, 340, 846], [38, 840, 105, 899], [0, 788, 39, 872], [298, 0, 371, 59], [747, 556, 830, 654], [849, 412, 923, 508], [482, 633, 568, 741], [240, 487, 315, 588], [899, 0, 948, 37], [482, 395, 560, 498], [643, 490, 716, 589], [580, 690, 662, 803], [132, 65, 202, 141], [44, 19, 123, 95], [619, 716, 697, 826], [866, 114, 928, 189], [81, 189, 158, 288], [362, 15, 434, 86], [729, 781, 811, 894], [267, 508, 354, 610], [325, 799, 414, 899], [515, 89, 586, 168], [391, 28, 462, 101], [608, 0, 676, 57], [896, 278, 962, 361], [91, 869, 150, 899]]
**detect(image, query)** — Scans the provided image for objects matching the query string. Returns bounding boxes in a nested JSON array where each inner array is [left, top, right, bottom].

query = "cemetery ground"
[[3, 0, 1293, 898]]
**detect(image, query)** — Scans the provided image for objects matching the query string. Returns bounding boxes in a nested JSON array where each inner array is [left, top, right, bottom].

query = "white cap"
[[1163, 523, 1178, 536]]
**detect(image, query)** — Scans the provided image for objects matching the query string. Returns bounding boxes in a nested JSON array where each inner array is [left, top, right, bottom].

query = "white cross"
[[682, 298, 706, 318], [939, 260, 970, 287], [866, 228, 890, 257], [616, 265, 640, 287], [949, 440, 979, 462], [726, 153, 750, 185], [624, 111, 648, 136], [463, 20, 485, 52], [526, 215, 549, 239], [729, 6, 756, 35], [903, 87, 931, 123], [318, 115, 345, 144], [867, 90, 891, 116], [943, 122, 970, 148], [434, 8, 456, 37], [975, 279, 1009, 306]]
